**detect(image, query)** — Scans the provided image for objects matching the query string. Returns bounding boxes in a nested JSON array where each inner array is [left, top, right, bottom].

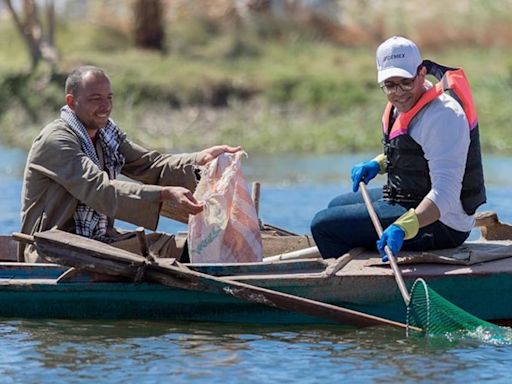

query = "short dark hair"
[[64, 66, 110, 95]]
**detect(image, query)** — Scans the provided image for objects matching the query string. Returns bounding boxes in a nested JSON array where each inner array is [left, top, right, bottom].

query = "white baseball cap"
[[376, 36, 422, 83]]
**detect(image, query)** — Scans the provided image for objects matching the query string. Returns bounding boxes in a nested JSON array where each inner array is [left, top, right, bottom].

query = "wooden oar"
[[25, 229, 411, 330], [359, 182, 411, 305]]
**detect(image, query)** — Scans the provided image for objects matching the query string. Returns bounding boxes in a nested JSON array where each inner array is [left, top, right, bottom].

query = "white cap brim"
[[377, 67, 416, 83]]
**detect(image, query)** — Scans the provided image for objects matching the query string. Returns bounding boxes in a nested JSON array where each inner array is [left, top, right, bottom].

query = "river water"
[[1, 147, 512, 383]]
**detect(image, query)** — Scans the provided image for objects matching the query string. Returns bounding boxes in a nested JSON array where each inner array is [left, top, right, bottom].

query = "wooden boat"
[[1, 211, 512, 326]]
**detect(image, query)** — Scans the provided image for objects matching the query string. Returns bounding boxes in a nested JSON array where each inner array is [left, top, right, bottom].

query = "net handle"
[[360, 182, 411, 305]]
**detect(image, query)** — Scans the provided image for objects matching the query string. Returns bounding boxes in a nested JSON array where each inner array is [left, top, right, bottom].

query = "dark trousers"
[[310, 188, 470, 259]]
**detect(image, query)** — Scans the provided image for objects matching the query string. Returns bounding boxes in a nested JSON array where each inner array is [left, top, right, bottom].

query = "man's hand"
[[351, 160, 380, 192], [376, 224, 405, 262], [195, 145, 242, 166], [160, 187, 203, 219], [376, 209, 420, 262]]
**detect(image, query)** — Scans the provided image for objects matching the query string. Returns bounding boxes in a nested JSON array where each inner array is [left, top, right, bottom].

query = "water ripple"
[[2, 320, 512, 383]]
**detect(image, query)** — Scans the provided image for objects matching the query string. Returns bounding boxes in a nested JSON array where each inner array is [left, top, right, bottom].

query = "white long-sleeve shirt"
[[406, 90, 475, 232]]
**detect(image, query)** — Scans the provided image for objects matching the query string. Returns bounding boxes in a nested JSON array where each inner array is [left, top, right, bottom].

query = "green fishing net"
[[406, 278, 512, 343]]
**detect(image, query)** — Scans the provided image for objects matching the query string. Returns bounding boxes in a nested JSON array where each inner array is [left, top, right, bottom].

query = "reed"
[[1, 2, 512, 154]]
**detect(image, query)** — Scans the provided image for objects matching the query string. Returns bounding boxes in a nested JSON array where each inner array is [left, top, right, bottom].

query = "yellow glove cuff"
[[372, 153, 387, 174], [394, 209, 419, 240]]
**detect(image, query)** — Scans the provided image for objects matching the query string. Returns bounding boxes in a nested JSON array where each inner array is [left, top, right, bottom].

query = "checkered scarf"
[[61, 106, 125, 240]]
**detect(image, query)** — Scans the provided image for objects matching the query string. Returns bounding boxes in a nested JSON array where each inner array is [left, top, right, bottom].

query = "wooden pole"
[[251, 181, 261, 217], [359, 183, 411, 305], [136, 227, 150, 258], [12, 232, 35, 244]]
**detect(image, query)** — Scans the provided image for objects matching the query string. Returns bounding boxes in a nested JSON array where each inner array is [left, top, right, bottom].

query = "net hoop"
[[406, 278, 429, 336]]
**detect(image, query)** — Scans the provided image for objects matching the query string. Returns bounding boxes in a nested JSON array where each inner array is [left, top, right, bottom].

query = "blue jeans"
[[310, 188, 470, 259]]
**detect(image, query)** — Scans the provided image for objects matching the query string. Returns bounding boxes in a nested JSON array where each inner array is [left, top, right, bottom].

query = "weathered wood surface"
[[2, 229, 512, 324], [475, 211, 512, 240], [33, 229, 409, 329], [264, 245, 320, 262], [262, 234, 315, 257], [323, 251, 359, 277]]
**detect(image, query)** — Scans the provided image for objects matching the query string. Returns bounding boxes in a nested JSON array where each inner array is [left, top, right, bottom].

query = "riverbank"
[[1, 17, 512, 154]]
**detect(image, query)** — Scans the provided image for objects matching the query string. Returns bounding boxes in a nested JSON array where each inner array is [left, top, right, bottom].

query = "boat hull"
[[3, 229, 512, 325], [1, 259, 512, 325]]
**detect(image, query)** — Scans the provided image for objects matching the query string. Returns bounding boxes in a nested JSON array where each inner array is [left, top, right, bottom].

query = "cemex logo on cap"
[[376, 36, 422, 83]]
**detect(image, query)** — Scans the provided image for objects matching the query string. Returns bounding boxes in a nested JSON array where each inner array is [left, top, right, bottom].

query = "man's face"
[[381, 67, 426, 113], [66, 72, 113, 133]]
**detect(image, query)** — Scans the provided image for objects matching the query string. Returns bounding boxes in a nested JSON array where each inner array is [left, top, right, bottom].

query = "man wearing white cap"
[[311, 36, 486, 260]]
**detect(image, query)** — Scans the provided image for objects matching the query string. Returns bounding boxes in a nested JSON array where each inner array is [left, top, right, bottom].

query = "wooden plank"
[[261, 234, 315, 257], [0, 262, 67, 280], [33, 229, 411, 329], [474, 211, 512, 240], [475, 211, 499, 227], [36, 230, 143, 264], [188, 258, 327, 276], [323, 253, 356, 277], [264, 246, 321, 262]]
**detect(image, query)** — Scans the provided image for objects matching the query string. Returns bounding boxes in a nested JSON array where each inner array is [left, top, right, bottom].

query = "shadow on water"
[[2, 318, 512, 382]]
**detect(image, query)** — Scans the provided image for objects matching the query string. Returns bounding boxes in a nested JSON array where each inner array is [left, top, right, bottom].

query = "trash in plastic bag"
[[188, 151, 263, 263]]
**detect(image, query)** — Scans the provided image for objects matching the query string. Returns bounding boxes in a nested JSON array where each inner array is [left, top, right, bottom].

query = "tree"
[[4, 0, 58, 71], [133, 0, 165, 51]]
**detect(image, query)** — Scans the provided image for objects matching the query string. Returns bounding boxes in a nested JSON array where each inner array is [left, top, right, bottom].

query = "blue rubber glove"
[[376, 224, 405, 262], [351, 160, 380, 192]]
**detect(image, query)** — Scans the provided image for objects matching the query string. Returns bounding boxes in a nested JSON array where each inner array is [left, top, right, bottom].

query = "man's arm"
[[30, 130, 164, 229], [419, 98, 470, 221], [414, 197, 441, 227], [120, 141, 241, 190], [120, 139, 199, 192]]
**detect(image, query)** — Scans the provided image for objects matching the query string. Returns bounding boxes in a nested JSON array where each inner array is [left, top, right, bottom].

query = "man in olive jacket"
[[20, 65, 240, 262]]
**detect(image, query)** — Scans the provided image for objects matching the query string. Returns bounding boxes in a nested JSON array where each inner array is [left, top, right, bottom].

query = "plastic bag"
[[188, 151, 263, 263]]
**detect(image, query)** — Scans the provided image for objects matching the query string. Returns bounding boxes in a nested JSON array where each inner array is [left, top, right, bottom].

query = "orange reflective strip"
[[386, 87, 441, 140], [381, 103, 394, 133], [443, 69, 478, 129], [381, 67, 479, 139]]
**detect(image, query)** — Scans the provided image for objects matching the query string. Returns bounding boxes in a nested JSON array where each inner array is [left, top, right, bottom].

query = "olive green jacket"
[[19, 118, 198, 260]]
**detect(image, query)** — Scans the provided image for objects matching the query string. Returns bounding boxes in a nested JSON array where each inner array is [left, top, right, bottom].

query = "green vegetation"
[[1, 12, 512, 155]]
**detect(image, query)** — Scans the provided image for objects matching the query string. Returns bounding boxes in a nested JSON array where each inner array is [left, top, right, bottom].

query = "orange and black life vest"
[[381, 60, 486, 215]]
